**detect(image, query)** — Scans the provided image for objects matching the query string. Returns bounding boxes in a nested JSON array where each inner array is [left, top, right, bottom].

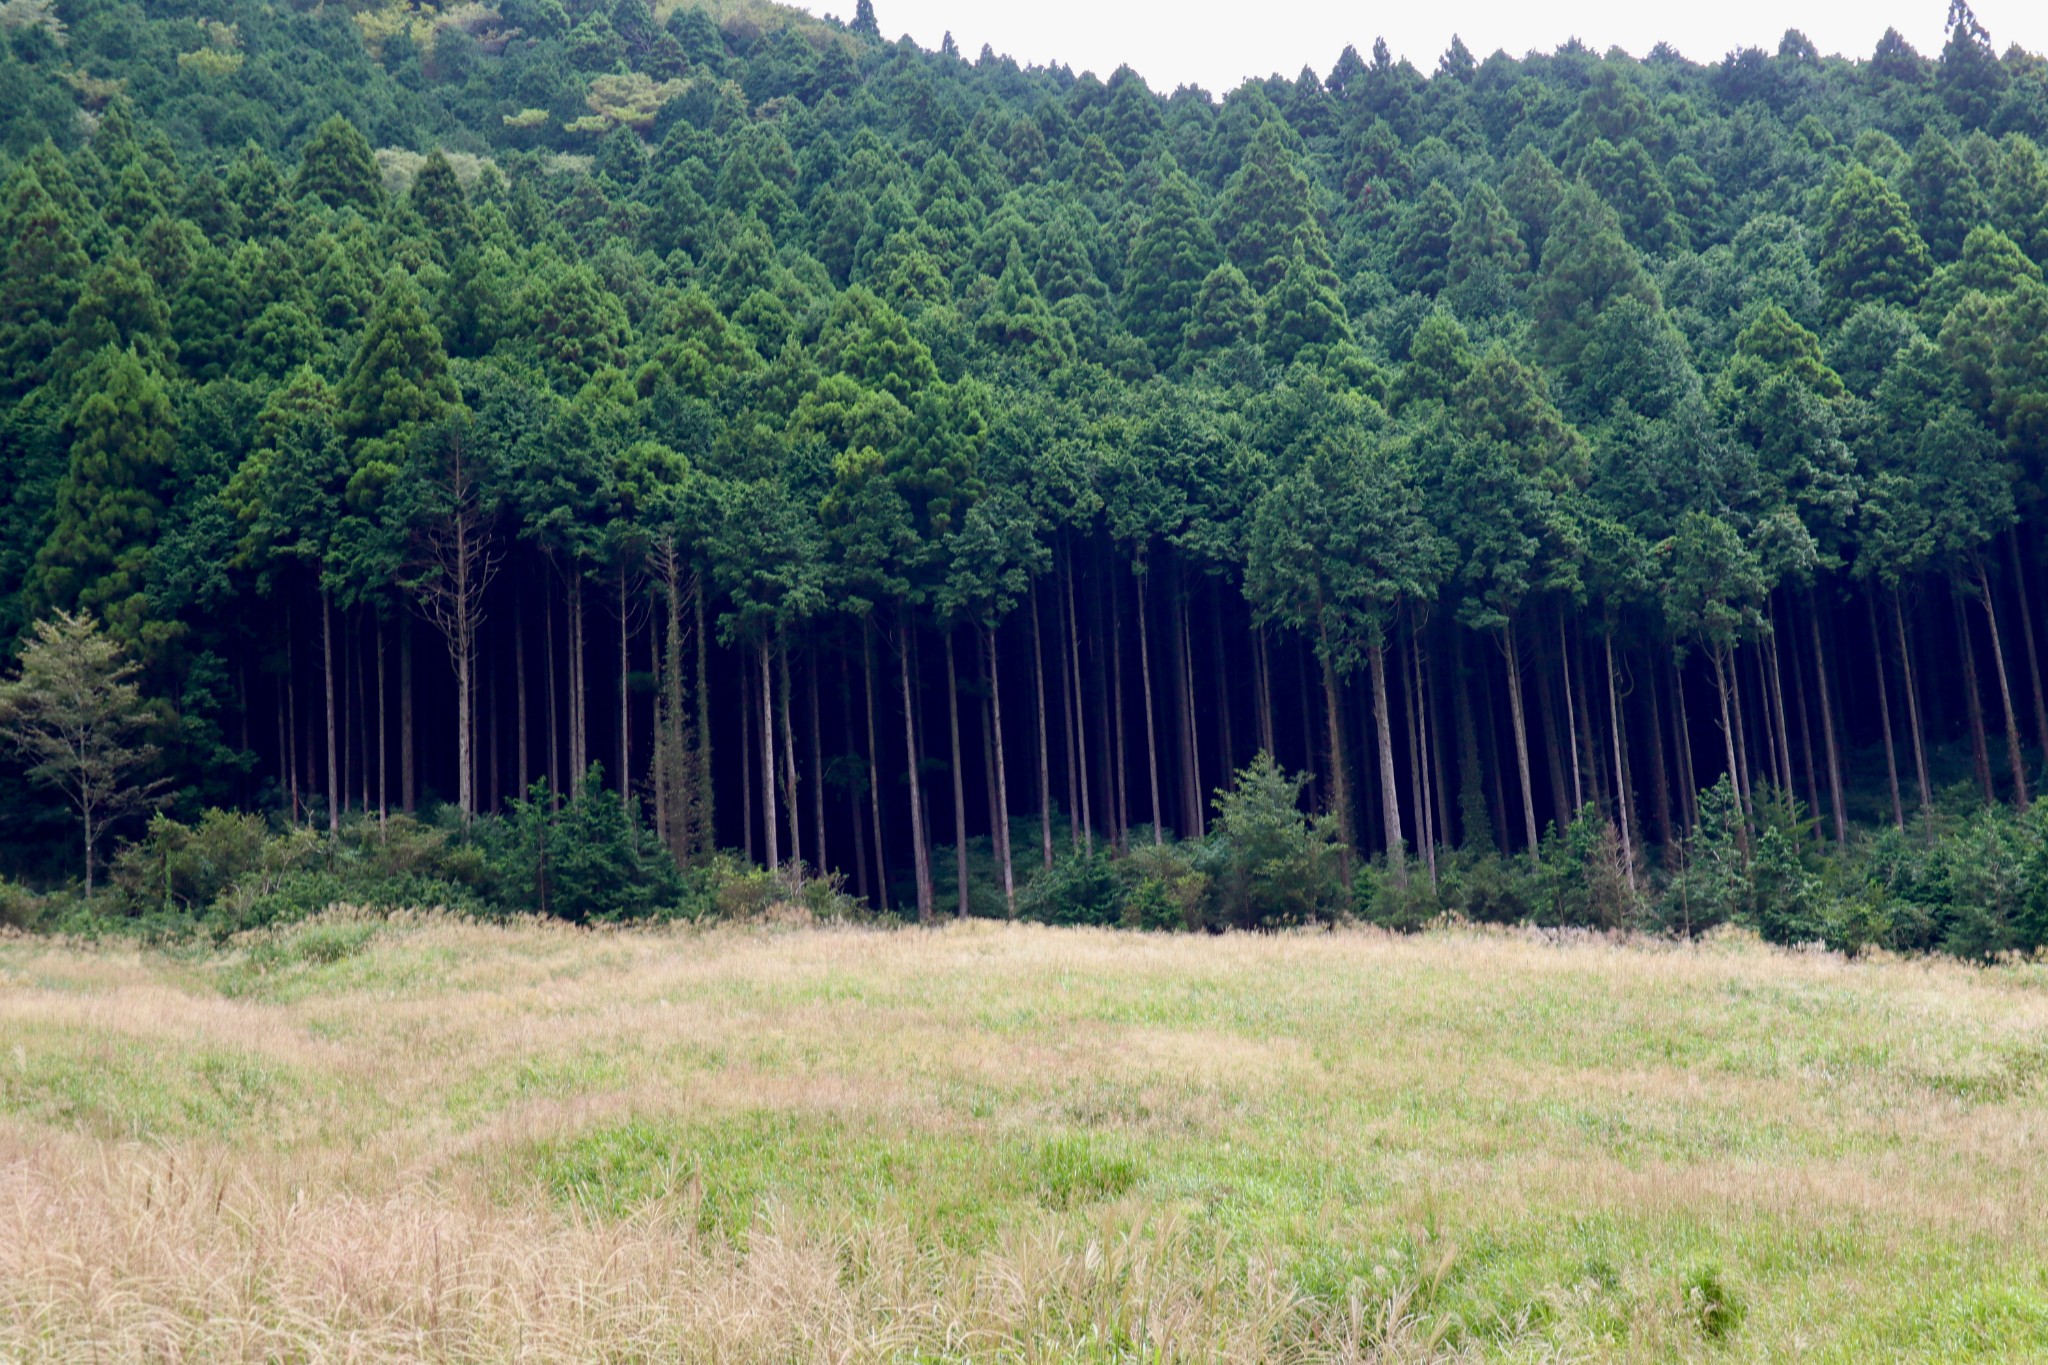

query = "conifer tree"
[[1122, 157, 1221, 365], [0, 165, 88, 395], [1182, 262, 1261, 356], [28, 348, 177, 654], [1818, 163, 1933, 320], [293, 115, 382, 213], [339, 269, 460, 504], [1216, 122, 1331, 292], [1444, 182, 1530, 319], [1528, 184, 1659, 382]]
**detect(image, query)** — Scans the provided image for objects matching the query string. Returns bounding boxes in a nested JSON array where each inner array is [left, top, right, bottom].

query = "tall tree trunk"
[[1671, 656, 1698, 834], [840, 654, 869, 901], [741, 654, 754, 865], [2006, 525, 2048, 761], [1030, 585, 1054, 868], [1605, 632, 1636, 889], [1807, 598, 1846, 845], [1711, 645, 1743, 820], [899, 617, 933, 922], [809, 651, 828, 873], [322, 586, 339, 834], [1786, 614, 1821, 836], [693, 572, 713, 848], [1957, 585, 1995, 805], [567, 573, 585, 784], [1317, 625, 1353, 887], [1894, 588, 1933, 819], [1765, 616, 1796, 800], [618, 567, 630, 800], [1056, 565, 1081, 851], [1532, 635, 1570, 825], [1169, 556, 1199, 837], [543, 586, 560, 806], [1210, 580, 1235, 786], [1255, 628, 1277, 758], [1109, 572, 1130, 844], [376, 621, 388, 831], [1137, 568, 1164, 846], [1453, 629, 1487, 849], [758, 639, 779, 874], [1645, 654, 1672, 851], [780, 640, 803, 873], [1866, 593, 1905, 830], [1559, 609, 1584, 811], [1064, 550, 1094, 851], [1978, 562, 2030, 808], [988, 624, 1016, 917], [1499, 624, 1540, 855], [1088, 559, 1116, 843], [863, 624, 888, 910], [944, 627, 970, 918], [515, 604, 530, 803], [355, 611, 371, 815], [1368, 641, 1405, 885]]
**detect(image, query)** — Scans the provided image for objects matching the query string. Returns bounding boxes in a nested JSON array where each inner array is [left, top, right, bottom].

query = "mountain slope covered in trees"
[[5, 0, 2048, 952]]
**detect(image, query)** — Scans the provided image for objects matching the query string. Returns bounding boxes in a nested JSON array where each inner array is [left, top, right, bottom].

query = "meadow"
[[2, 913, 2045, 1361]]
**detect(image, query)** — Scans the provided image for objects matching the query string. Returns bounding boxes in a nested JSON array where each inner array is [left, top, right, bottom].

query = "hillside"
[[4, 0, 2048, 950]]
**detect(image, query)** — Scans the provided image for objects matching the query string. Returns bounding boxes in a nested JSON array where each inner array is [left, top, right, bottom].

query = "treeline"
[[5, 0, 2048, 953]]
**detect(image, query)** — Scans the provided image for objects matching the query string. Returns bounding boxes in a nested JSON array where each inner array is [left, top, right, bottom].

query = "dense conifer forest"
[[4, 0, 2048, 952]]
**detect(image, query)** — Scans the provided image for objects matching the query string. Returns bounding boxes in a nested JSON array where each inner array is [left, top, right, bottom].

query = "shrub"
[[1197, 752, 1346, 930], [497, 766, 684, 922], [1018, 851, 1124, 927]]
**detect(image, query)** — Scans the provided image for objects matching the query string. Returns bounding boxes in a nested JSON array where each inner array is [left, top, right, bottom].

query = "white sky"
[[833, 0, 2047, 95]]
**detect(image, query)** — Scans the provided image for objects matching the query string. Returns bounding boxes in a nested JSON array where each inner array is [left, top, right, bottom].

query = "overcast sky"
[[835, 0, 2046, 96]]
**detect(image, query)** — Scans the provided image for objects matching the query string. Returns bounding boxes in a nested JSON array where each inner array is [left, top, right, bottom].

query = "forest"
[[3, 0, 2048, 955]]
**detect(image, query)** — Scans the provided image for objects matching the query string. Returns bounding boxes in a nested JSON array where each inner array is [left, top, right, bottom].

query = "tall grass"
[[3, 914, 2045, 1359]]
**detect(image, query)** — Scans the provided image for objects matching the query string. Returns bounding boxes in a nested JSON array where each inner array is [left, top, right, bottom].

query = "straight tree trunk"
[[1808, 599, 1846, 845], [1030, 585, 1054, 868], [863, 623, 889, 911], [694, 573, 715, 849], [779, 640, 803, 873], [1671, 656, 1699, 834], [1978, 563, 2030, 808], [899, 617, 933, 921], [1645, 654, 1672, 850], [619, 567, 630, 800], [1558, 610, 1584, 811], [515, 605, 530, 802], [543, 586, 560, 805], [1894, 588, 1933, 819], [2006, 525, 2048, 761], [1368, 641, 1406, 885], [1255, 628, 1277, 758], [1453, 629, 1487, 849], [1532, 636, 1570, 825], [1064, 551, 1093, 851], [567, 573, 585, 784], [988, 624, 1016, 916], [355, 612, 370, 814], [1317, 627, 1354, 887], [741, 655, 754, 864], [1056, 566, 1081, 851], [840, 654, 870, 901], [1499, 624, 1540, 855], [1957, 586, 1995, 805], [322, 586, 339, 834], [1109, 573, 1130, 844], [1137, 569, 1164, 846], [1711, 646, 1746, 844], [1606, 632, 1635, 889], [758, 639, 779, 874], [808, 652, 828, 873], [376, 622, 388, 831], [945, 627, 970, 918], [1866, 593, 1905, 830], [1210, 580, 1235, 786], [1786, 617, 1821, 834]]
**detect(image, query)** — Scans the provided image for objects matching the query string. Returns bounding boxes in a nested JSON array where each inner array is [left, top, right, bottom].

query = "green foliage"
[[498, 767, 683, 922], [1198, 752, 1346, 929]]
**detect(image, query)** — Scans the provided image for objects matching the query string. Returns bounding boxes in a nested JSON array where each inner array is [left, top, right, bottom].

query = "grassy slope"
[[1, 915, 2045, 1360]]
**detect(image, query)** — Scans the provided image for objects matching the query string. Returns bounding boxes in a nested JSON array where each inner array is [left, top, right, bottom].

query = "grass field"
[[2, 913, 2046, 1361]]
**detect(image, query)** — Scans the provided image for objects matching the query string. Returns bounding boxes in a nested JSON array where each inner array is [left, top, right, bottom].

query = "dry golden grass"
[[2, 914, 2045, 1361]]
